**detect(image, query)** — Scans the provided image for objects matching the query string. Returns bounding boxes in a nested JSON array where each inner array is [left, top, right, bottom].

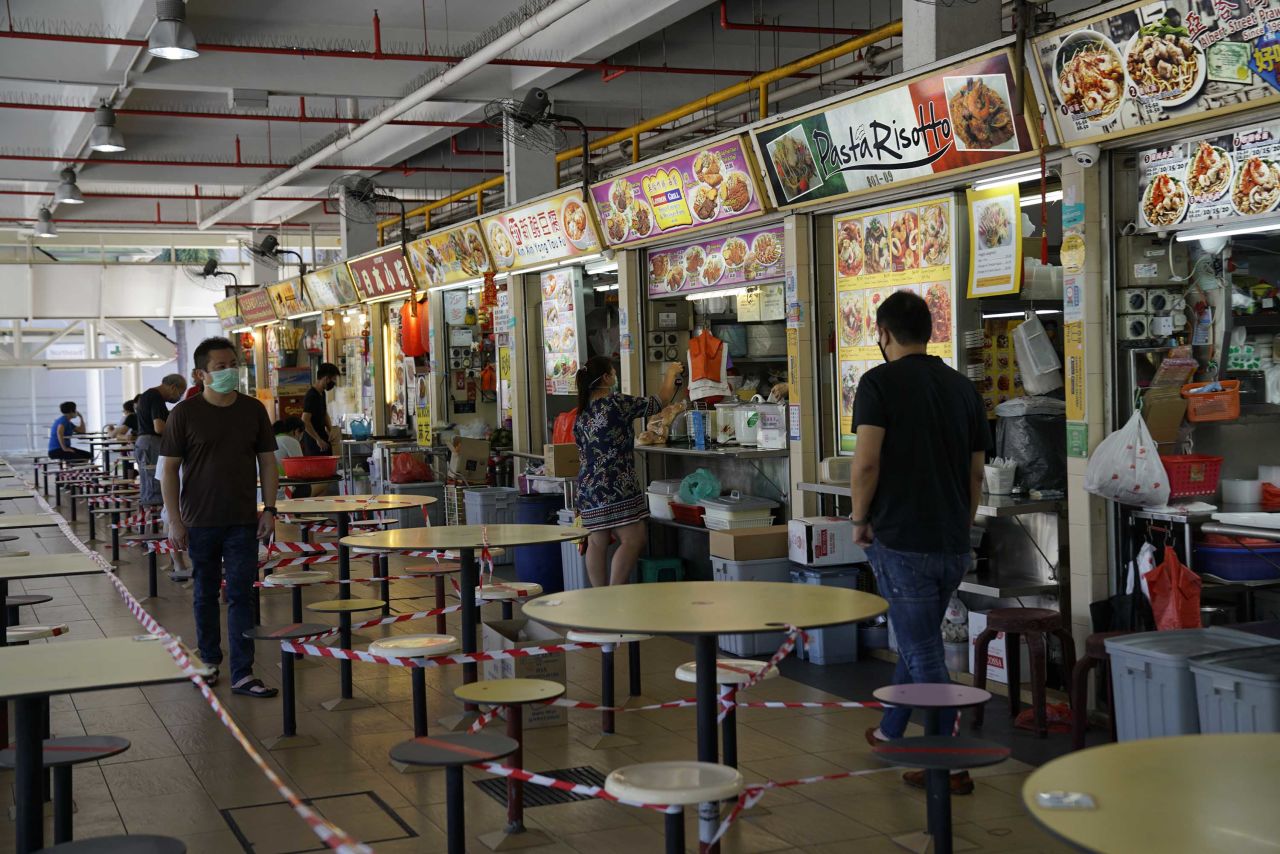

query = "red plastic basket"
[[1160, 454, 1223, 499], [669, 502, 706, 527], [281, 455, 338, 480]]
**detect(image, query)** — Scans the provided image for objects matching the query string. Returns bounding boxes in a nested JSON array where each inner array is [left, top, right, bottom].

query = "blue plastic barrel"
[[514, 494, 565, 593]]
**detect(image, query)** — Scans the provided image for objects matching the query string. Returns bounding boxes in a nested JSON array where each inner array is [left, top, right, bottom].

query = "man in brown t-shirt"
[[159, 336, 280, 697]]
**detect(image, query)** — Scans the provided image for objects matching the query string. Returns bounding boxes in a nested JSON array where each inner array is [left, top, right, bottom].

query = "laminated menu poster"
[[1136, 119, 1280, 232], [589, 136, 765, 248], [214, 296, 243, 330], [966, 186, 1022, 298], [238, 288, 279, 326], [751, 48, 1035, 210], [483, 188, 601, 273], [1033, 0, 1280, 148], [834, 195, 957, 452], [541, 267, 583, 395], [267, 277, 311, 318], [645, 224, 784, 298], [406, 220, 492, 288], [303, 264, 359, 310]]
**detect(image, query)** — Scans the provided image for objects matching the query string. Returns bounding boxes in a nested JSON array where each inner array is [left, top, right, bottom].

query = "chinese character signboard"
[[405, 221, 493, 287], [589, 136, 765, 247], [751, 49, 1036, 210], [346, 245, 416, 301], [645, 225, 785, 297], [1032, 0, 1280, 147], [238, 288, 279, 326], [482, 188, 601, 272], [302, 263, 359, 310]]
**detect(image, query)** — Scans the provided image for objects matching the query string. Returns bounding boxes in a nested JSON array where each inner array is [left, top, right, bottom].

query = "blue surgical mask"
[[207, 367, 239, 393]]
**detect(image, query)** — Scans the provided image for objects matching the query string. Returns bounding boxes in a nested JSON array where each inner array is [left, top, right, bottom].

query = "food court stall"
[[234, 286, 280, 402], [265, 276, 324, 420], [302, 262, 366, 428]]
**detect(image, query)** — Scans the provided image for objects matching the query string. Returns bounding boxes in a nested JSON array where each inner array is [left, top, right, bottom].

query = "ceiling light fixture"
[[148, 0, 199, 60], [1173, 220, 1280, 242], [1019, 190, 1063, 207], [971, 167, 1046, 191], [34, 207, 58, 238], [52, 169, 84, 205], [89, 105, 126, 153]]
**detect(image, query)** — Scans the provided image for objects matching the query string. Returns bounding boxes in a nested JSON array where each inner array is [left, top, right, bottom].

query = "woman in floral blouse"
[[574, 356, 684, 587]]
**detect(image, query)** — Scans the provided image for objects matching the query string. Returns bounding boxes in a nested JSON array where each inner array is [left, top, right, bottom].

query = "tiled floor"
[[0, 472, 1076, 853]]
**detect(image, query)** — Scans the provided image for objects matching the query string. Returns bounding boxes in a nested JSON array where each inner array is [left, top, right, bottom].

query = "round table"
[[522, 580, 887, 850], [340, 525, 587, 700], [1023, 733, 1280, 853]]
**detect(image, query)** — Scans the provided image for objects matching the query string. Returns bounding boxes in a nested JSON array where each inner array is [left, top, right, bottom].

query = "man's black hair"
[[876, 290, 932, 346], [316, 362, 340, 380], [193, 336, 238, 372], [123, 400, 136, 413], [59, 401, 77, 415]]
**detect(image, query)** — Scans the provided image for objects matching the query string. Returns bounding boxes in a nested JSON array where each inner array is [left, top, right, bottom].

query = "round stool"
[[389, 733, 518, 854], [243, 622, 331, 749], [6, 623, 68, 644], [454, 678, 565, 847], [404, 562, 461, 633], [476, 581, 542, 621], [262, 570, 334, 622], [306, 598, 384, 711], [1070, 630, 1131, 750], [874, 736, 1010, 854], [5, 593, 52, 627], [971, 607, 1076, 738], [676, 659, 777, 769], [38, 834, 184, 853], [0, 735, 130, 844], [872, 683, 991, 737], [567, 631, 650, 748], [605, 761, 744, 854], [368, 634, 458, 739]]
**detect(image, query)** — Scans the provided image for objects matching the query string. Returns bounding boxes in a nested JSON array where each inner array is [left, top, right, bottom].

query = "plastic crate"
[[670, 502, 706, 527], [1192, 544, 1280, 581], [1161, 454, 1224, 499], [1190, 647, 1280, 734], [704, 516, 775, 531], [1181, 380, 1240, 422], [712, 556, 792, 655], [789, 565, 862, 664], [444, 482, 471, 527]]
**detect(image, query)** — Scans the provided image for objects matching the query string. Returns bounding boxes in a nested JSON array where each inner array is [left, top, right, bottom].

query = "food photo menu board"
[[1033, 0, 1280, 147], [303, 263, 359, 310], [589, 136, 765, 248], [645, 224, 785, 298], [482, 188, 601, 273], [541, 267, 585, 395], [834, 195, 957, 452], [1137, 119, 1280, 232], [966, 185, 1023, 297], [406, 220, 492, 288]]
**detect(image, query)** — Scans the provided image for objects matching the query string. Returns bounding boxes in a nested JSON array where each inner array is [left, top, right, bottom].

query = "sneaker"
[[865, 726, 889, 748], [902, 769, 974, 795]]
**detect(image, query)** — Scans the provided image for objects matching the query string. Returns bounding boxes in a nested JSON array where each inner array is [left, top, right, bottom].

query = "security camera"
[[1072, 144, 1101, 167]]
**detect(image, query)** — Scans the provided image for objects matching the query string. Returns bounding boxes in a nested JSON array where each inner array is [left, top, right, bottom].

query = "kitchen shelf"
[[959, 567, 1058, 598], [650, 517, 710, 534], [975, 494, 1065, 518], [1240, 404, 1280, 418], [1231, 314, 1280, 329], [733, 355, 787, 362], [798, 481, 852, 497], [635, 444, 789, 460]]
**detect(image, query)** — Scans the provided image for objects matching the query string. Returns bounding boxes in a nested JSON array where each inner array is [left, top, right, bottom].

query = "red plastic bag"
[[1014, 702, 1073, 734], [1144, 546, 1202, 630], [390, 453, 433, 484], [400, 301, 425, 357], [551, 408, 578, 444]]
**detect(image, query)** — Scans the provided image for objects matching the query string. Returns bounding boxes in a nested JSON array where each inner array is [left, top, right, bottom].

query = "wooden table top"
[[0, 553, 102, 581], [0, 514, 58, 530], [0, 635, 186, 700], [1023, 733, 1280, 853], [523, 581, 887, 636], [0, 488, 36, 500], [276, 494, 436, 514], [341, 524, 587, 552]]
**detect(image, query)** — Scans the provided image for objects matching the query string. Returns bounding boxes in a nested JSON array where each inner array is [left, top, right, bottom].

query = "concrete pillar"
[[370, 302, 389, 435], [784, 214, 820, 517], [504, 136, 556, 206], [83, 321, 103, 431], [902, 0, 1004, 71], [509, 274, 537, 455], [616, 250, 644, 396], [340, 195, 377, 257]]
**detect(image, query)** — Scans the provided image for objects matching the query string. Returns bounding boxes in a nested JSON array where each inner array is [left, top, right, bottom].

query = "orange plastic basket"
[[1180, 380, 1240, 423]]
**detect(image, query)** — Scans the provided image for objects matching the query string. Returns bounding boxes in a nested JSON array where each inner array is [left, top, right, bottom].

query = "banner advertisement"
[[645, 224, 785, 298], [214, 296, 243, 330], [303, 264, 359, 310], [751, 49, 1035, 210], [834, 195, 957, 452], [541, 267, 584, 395], [267, 278, 312, 318], [966, 185, 1023, 298], [589, 136, 765, 248], [482, 189, 601, 273], [1033, 0, 1280, 147], [406, 221, 493, 287], [238, 288, 279, 326]]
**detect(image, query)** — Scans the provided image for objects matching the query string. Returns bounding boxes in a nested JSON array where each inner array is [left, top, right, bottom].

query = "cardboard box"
[[788, 517, 862, 566], [968, 611, 1032, 685], [481, 618, 568, 729], [448, 436, 490, 483], [709, 527, 788, 561], [1140, 387, 1186, 447], [543, 443, 580, 478]]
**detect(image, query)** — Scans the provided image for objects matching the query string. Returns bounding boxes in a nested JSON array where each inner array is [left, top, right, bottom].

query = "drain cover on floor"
[[474, 766, 606, 808]]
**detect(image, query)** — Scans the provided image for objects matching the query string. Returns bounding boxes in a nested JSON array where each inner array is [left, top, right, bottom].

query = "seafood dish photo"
[[920, 203, 950, 267], [1055, 32, 1124, 121], [693, 149, 725, 187], [719, 171, 753, 214], [925, 283, 952, 343], [752, 231, 782, 267], [1126, 19, 1203, 105], [629, 198, 654, 237], [767, 127, 821, 200], [721, 236, 749, 268], [947, 76, 1015, 150], [840, 362, 861, 416], [838, 291, 865, 347], [1186, 142, 1232, 202], [683, 245, 707, 279], [702, 252, 725, 286], [977, 202, 1012, 248], [1141, 173, 1188, 226], [1232, 156, 1280, 216], [863, 217, 890, 273], [487, 221, 514, 266], [836, 219, 865, 278], [691, 183, 720, 222], [890, 210, 920, 272], [605, 208, 631, 243], [561, 198, 592, 247]]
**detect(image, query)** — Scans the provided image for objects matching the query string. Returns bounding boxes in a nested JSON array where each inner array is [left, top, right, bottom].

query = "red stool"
[[972, 607, 1075, 738], [1070, 630, 1131, 750]]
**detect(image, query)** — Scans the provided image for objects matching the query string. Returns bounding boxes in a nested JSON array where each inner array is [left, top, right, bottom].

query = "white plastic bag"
[[1083, 411, 1171, 507]]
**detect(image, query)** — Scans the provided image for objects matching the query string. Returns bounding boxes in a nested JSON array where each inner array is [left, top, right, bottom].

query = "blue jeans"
[[867, 542, 971, 739], [188, 525, 258, 684]]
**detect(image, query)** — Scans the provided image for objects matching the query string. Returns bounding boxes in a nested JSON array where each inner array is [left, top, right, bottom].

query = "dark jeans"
[[188, 525, 258, 684], [867, 542, 971, 739], [49, 447, 91, 461]]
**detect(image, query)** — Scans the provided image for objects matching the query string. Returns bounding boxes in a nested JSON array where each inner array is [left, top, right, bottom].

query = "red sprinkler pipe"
[[0, 153, 497, 174], [0, 189, 346, 204], [1, 216, 325, 228], [719, 0, 865, 35], [449, 138, 502, 157]]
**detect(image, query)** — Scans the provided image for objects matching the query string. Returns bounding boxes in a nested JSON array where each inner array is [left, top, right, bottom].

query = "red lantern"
[[417, 297, 431, 354], [400, 300, 425, 357]]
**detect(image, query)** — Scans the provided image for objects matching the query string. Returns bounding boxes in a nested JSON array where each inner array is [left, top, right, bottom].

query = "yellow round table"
[[1023, 733, 1280, 853], [524, 580, 886, 851]]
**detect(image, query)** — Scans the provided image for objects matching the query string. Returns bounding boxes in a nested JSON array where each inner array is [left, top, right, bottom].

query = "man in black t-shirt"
[[301, 362, 339, 456], [851, 291, 989, 795], [134, 374, 187, 507]]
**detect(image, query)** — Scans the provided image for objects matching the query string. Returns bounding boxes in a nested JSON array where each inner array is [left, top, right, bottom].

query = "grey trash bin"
[[1190, 646, 1280, 734]]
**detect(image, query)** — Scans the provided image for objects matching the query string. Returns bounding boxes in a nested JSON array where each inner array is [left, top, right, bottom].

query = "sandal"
[[231, 677, 278, 698], [194, 665, 218, 687]]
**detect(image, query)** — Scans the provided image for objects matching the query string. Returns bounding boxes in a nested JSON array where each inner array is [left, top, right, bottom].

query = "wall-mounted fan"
[[329, 174, 408, 256], [485, 87, 591, 202], [181, 257, 243, 298], [242, 231, 307, 276]]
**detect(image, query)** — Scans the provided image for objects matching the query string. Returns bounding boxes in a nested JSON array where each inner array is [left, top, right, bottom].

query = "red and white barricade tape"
[[268, 541, 339, 555], [112, 508, 162, 531], [253, 571, 434, 589], [471, 761, 682, 814], [717, 625, 808, 722], [260, 554, 341, 570], [88, 494, 138, 508], [290, 603, 464, 642], [449, 576, 535, 601], [467, 706, 506, 734], [280, 637, 605, 667]]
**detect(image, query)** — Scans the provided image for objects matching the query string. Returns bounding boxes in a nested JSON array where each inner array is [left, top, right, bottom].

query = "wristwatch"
[[263, 506, 278, 515]]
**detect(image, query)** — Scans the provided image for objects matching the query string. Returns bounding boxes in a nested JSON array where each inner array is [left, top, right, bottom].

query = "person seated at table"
[[48, 401, 90, 460], [273, 416, 310, 498], [108, 398, 139, 441]]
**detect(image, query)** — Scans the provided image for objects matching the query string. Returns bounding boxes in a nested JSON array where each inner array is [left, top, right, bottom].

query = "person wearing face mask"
[[158, 336, 280, 698], [573, 356, 683, 588], [134, 373, 188, 509], [302, 362, 339, 456], [850, 291, 989, 795]]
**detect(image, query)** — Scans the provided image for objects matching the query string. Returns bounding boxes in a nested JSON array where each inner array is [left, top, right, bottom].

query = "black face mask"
[[877, 334, 888, 364]]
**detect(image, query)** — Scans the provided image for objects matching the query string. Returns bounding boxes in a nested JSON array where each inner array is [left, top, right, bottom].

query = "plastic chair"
[[605, 761, 743, 854]]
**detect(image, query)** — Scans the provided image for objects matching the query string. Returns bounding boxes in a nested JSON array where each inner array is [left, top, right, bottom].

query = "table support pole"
[[281, 646, 297, 738], [602, 644, 616, 735], [628, 641, 642, 697], [338, 513, 351, 600], [460, 547, 478, 707], [339, 611, 354, 700], [695, 633, 719, 854], [412, 670, 427, 737], [446, 765, 465, 854], [15, 696, 42, 853], [53, 765, 72, 844], [926, 768, 952, 854]]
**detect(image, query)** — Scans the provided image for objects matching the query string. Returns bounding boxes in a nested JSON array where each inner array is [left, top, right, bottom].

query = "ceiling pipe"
[[720, 0, 865, 35], [0, 152, 497, 174], [200, 0, 593, 230], [1, 216, 325, 229], [0, 188, 435, 204], [450, 137, 502, 157]]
